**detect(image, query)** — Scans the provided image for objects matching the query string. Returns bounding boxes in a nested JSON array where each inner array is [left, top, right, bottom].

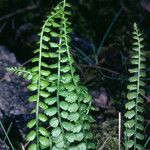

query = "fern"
[[6, 67, 33, 80], [124, 23, 146, 150], [7, 1, 95, 150]]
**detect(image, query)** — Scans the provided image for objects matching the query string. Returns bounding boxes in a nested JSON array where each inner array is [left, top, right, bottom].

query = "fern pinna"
[[7, 0, 95, 150], [124, 23, 146, 150]]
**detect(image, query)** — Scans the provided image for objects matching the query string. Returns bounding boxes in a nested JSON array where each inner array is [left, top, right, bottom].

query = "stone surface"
[[0, 46, 30, 119], [0, 45, 32, 143]]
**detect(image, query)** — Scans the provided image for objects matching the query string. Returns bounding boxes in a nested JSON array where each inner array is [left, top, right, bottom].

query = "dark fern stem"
[[124, 23, 146, 150]]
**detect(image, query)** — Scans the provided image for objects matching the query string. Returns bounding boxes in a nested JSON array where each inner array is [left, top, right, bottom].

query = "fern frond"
[[6, 1, 95, 150], [26, 3, 64, 150], [6, 66, 32, 80], [124, 23, 146, 150]]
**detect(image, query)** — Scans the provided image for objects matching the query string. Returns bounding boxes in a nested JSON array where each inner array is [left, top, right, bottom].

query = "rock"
[[0, 45, 31, 140], [91, 88, 110, 108], [0, 140, 10, 150]]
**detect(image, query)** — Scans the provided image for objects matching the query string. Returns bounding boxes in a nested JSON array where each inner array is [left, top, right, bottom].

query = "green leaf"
[[60, 65, 70, 73], [44, 27, 50, 32], [126, 140, 134, 148], [62, 121, 74, 131], [86, 132, 93, 139], [61, 111, 69, 119], [59, 101, 69, 110], [26, 131, 36, 142], [40, 91, 50, 98], [136, 144, 144, 150], [52, 133, 63, 144], [52, 22, 60, 27], [131, 59, 139, 65], [127, 92, 136, 100], [45, 107, 57, 116], [68, 112, 80, 122], [88, 143, 96, 149], [47, 85, 57, 92], [42, 44, 49, 50], [137, 115, 144, 122], [39, 127, 49, 137], [49, 117, 59, 127], [128, 68, 138, 73], [41, 70, 51, 76], [31, 66, 39, 72], [60, 57, 69, 63], [50, 32, 59, 37], [49, 52, 58, 58], [56, 140, 64, 148], [124, 120, 135, 128], [125, 110, 135, 119], [129, 76, 138, 82], [137, 105, 144, 113], [125, 101, 135, 110], [43, 35, 50, 42], [39, 136, 50, 147], [68, 103, 79, 112], [41, 80, 49, 89], [57, 48, 66, 54], [65, 92, 78, 103], [50, 42, 59, 48], [45, 97, 57, 105], [39, 102, 48, 110], [32, 57, 39, 63], [72, 124, 82, 133], [83, 93, 91, 103], [32, 74, 38, 81], [83, 123, 90, 130], [125, 129, 134, 137], [28, 143, 37, 150], [127, 84, 137, 91], [27, 84, 37, 91], [39, 114, 48, 122], [42, 52, 49, 58], [48, 74, 58, 81], [61, 74, 72, 84], [76, 132, 84, 141], [28, 95, 37, 102], [136, 123, 144, 131], [77, 143, 87, 150], [139, 81, 145, 87], [66, 133, 76, 142], [136, 133, 144, 140], [64, 84, 76, 92], [52, 127, 61, 137], [27, 119, 36, 129]]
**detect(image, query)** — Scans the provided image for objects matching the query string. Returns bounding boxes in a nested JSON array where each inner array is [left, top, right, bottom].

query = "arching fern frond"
[[124, 23, 146, 150], [6, 1, 95, 150], [6, 67, 33, 80]]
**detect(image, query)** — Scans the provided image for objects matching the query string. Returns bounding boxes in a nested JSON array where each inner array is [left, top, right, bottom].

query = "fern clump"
[[124, 23, 146, 150], [7, 1, 95, 150]]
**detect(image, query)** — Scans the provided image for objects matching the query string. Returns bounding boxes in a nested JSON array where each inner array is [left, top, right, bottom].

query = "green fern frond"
[[25, 1, 95, 150], [5, 1, 95, 149], [6, 66, 33, 80], [124, 23, 146, 150]]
